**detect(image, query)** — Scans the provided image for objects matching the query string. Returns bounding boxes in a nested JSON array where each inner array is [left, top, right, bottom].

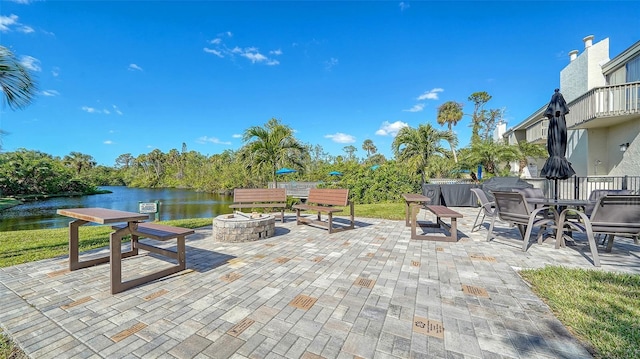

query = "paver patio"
[[1, 206, 639, 358]]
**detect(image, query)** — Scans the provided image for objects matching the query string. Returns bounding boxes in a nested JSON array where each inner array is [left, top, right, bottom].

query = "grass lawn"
[[520, 266, 640, 359], [0, 203, 638, 359]]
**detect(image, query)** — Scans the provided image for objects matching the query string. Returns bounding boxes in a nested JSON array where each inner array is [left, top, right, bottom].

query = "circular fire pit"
[[213, 212, 275, 242]]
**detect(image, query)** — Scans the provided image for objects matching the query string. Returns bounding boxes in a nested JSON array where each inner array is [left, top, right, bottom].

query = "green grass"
[[520, 266, 640, 359], [0, 218, 212, 269]]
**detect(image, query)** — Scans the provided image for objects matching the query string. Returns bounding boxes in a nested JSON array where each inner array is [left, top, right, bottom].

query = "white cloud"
[[0, 14, 19, 32], [51, 67, 60, 77], [232, 134, 242, 138], [103, 109, 111, 115], [399, 2, 410, 11], [196, 136, 232, 145], [324, 58, 339, 71], [242, 50, 267, 63], [417, 88, 444, 101], [128, 63, 143, 71], [403, 103, 424, 112], [19, 25, 34, 33], [20, 56, 41, 71], [375, 121, 409, 136], [81, 106, 98, 113], [41, 90, 60, 97], [270, 49, 282, 55], [210, 38, 222, 45], [104, 140, 114, 145], [204, 47, 224, 57], [112, 105, 123, 115], [324, 133, 356, 144], [9, 0, 33, 4]]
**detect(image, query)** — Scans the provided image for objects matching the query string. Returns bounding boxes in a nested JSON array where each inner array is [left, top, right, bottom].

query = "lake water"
[[0, 186, 234, 232]]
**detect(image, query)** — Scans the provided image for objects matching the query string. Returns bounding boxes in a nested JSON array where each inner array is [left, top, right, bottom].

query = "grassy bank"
[[0, 198, 22, 211], [0, 204, 638, 359]]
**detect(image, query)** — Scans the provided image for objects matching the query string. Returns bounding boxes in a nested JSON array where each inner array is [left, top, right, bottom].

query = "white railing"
[[567, 82, 640, 128], [525, 119, 548, 143]]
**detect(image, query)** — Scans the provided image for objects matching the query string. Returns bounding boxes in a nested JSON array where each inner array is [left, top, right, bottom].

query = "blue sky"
[[1, 1, 639, 166]]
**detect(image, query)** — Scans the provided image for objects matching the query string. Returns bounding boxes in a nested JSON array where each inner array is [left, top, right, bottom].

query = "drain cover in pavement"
[[60, 296, 92, 310], [436, 247, 444, 252], [289, 294, 317, 310], [469, 254, 496, 262], [462, 284, 489, 298], [354, 277, 375, 289], [411, 260, 420, 267], [227, 318, 255, 337], [221, 272, 242, 283], [111, 322, 147, 342], [311, 256, 324, 262], [275, 257, 290, 264], [413, 316, 444, 339], [144, 289, 169, 301]]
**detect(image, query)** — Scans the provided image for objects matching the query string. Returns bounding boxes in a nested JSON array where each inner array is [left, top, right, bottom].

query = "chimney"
[[583, 35, 594, 49], [569, 50, 578, 62]]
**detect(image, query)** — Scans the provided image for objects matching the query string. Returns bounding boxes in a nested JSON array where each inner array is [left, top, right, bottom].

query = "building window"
[[627, 54, 640, 82]]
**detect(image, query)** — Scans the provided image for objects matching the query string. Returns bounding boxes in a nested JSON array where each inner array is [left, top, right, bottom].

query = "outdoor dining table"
[[524, 198, 593, 245], [57, 207, 186, 294], [402, 193, 432, 227]]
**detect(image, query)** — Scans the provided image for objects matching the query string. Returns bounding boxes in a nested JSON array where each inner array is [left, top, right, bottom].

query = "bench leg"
[[280, 208, 285, 223], [295, 209, 302, 225], [328, 212, 333, 234]]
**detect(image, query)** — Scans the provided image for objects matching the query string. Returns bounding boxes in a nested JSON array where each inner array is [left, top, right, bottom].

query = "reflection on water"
[[0, 186, 233, 232]]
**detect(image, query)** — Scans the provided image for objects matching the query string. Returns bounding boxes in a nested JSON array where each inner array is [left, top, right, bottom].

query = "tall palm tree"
[[242, 118, 306, 188], [362, 139, 377, 158], [392, 123, 457, 185], [62, 152, 96, 175], [0, 46, 38, 110], [436, 101, 463, 163]]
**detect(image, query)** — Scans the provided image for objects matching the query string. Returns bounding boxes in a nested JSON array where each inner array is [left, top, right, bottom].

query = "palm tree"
[[242, 118, 306, 188], [362, 139, 377, 158], [436, 101, 463, 163], [515, 141, 547, 177], [392, 123, 457, 185], [460, 139, 519, 176], [0, 46, 38, 110], [62, 152, 96, 175]]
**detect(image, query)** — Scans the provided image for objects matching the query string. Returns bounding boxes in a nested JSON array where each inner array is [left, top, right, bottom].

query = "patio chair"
[[470, 188, 497, 232], [487, 191, 558, 252], [555, 194, 640, 267], [584, 189, 633, 216], [513, 187, 545, 209]]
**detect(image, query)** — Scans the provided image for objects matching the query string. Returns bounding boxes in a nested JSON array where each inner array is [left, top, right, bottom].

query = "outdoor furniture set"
[[471, 188, 640, 267], [402, 193, 464, 242]]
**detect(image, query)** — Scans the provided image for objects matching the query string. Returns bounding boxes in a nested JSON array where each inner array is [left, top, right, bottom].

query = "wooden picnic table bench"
[[410, 204, 463, 242], [293, 188, 354, 233], [228, 188, 287, 222], [110, 222, 194, 294]]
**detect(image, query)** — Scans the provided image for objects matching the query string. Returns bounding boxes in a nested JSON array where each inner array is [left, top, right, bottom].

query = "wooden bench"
[[410, 204, 463, 242], [293, 188, 354, 233], [228, 188, 287, 222], [110, 222, 194, 294]]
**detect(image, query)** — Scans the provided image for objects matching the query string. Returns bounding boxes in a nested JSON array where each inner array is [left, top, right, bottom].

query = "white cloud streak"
[[20, 56, 41, 71], [128, 63, 143, 71], [42, 90, 60, 97], [375, 121, 409, 136], [196, 136, 232, 145], [204, 35, 282, 66], [403, 104, 424, 112], [417, 88, 444, 101], [324, 133, 356, 144]]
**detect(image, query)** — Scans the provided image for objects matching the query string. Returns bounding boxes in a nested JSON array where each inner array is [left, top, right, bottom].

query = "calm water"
[[0, 186, 234, 232]]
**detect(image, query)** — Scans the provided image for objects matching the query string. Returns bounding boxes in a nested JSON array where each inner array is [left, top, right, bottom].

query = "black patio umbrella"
[[540, 89, 575, 199]]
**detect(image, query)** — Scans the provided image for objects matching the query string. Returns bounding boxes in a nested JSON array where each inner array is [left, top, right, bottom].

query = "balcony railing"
[[566, 81, 640, 128], [525, 119, 548, 143]]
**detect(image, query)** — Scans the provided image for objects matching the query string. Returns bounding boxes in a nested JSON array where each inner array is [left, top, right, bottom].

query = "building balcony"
[[525, 119, 548, 144], [566, 82, 640, 129]]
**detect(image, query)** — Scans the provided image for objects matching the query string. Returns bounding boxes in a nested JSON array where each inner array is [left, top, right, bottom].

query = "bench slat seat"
[[410, 204, 463, 242], [229, 188, 287, 222], [293, 188, 354, 233], [109, 222, 193, 294]]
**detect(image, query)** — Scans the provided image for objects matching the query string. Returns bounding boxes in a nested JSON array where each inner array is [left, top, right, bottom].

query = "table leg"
[[69, 219, 87, 271], [110, 226, 129, 294], [405, 201, 411, 226]]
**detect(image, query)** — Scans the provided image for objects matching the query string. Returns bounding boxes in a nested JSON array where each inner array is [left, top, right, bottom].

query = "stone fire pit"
[[213, 212, 275, 242]]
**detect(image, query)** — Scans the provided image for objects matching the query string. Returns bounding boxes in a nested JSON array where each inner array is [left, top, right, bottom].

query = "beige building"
[[505, 35, 640, 178]]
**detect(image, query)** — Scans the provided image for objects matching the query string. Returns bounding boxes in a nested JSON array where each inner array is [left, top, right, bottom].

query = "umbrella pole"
[[554, 178, 559, 200]]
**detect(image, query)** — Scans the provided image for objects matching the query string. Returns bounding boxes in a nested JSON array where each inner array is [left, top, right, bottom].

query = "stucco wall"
[[560, 38, 609, 103], [608, 120, 640, 176]]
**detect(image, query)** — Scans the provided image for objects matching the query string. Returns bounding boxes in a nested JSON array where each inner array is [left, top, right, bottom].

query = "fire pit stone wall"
[[213, 212, 276, 242]]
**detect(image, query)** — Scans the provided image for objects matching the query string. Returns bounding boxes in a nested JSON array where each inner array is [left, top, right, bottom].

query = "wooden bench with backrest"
[[110, 222, 194, 294], [228, 188, 287, 223], [410, 204, 464, 242], [293, 188, 354, 233]]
